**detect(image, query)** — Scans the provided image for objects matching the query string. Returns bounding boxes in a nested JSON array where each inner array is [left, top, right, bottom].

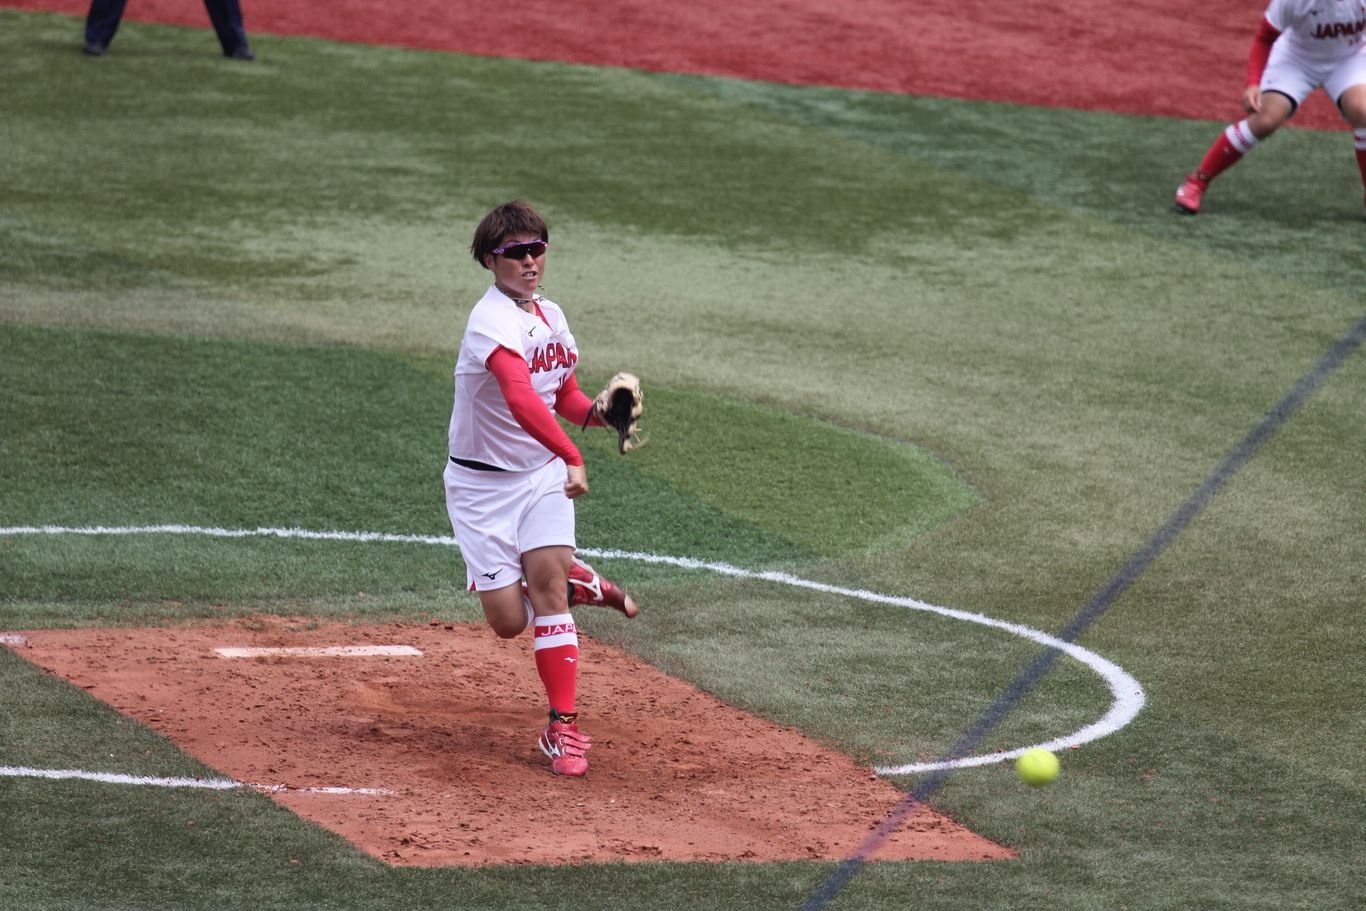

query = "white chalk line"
[[0, 765, 393, 795], [0, 524, 1146, 776], [587, 547, 1145, 775], [215, 645, 423, 658], [0, 523, 458, 546]]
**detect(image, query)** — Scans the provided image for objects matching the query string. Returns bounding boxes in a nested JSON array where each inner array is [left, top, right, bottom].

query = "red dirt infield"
[[5, 0, 1345, 130], [5, 619, 1015, 866]]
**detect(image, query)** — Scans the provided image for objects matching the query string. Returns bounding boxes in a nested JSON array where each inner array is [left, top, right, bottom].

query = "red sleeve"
[[486, 347, 584, 467], [554, 372, 604, 429], [1247, 17, 1281, 86]]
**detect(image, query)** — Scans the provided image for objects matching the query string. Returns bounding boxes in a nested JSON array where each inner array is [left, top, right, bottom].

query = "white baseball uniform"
[[443, 285, 581, 590], [448, 286, 580, 471], [1262, 0, 1366, 103]]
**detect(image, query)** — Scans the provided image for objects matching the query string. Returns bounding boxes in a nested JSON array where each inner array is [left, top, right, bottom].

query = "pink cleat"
[[1174, 173, 1207, 215], [568, 554, 639, 618], [538, 711, 591, 777]]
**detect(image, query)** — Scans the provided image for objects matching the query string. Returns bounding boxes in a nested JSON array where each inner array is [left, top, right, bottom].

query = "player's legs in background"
[[1336, 84, 1366, 215], [202, 0, 253, 58], [1174, 42, 1313, 216], [1175, 92, 1294, 215], [1243, 90, 1297, 139], [83, 0, 128, 54]]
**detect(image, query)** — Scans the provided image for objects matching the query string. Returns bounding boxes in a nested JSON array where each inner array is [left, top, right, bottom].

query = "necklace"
[[495, 283, 537, 309]]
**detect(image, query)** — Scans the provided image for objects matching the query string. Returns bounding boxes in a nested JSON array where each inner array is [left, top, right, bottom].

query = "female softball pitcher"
[[1174, 0, 1366, 216], [444, 200, 639, 777]]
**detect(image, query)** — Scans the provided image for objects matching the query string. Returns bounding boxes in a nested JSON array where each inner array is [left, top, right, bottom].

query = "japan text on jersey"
[[1270, 0, 1366, 50]]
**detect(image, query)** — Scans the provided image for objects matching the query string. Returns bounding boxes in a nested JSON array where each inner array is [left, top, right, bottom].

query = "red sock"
[[1354, 130, 1366, 194], [533, 613, 578, 715], [1197, 120, 1260, 183]]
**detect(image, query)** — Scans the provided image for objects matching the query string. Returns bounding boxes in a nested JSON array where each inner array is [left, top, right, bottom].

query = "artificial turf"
[[2, 9, 1364, 910]]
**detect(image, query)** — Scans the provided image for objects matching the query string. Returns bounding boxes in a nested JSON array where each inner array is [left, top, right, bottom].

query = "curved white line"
[[584, 547, 1145, 775], [0, 525, 1145, 774]]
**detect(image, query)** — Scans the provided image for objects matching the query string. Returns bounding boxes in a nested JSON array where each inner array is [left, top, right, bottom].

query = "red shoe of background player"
[[538, 711, 591, 777], [568, 555, 639, 618], [1174, 174, 1207, 215]]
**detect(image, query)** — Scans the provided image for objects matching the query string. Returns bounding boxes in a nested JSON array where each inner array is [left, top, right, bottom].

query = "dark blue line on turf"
[[801, 309, 1366, 911]]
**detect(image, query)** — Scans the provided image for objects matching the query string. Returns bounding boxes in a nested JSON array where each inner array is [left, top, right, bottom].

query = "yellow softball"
[[1015, 748, 1060, 786]]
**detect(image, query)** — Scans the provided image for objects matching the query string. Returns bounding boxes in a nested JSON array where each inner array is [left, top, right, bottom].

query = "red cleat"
[[538, 711, 591, 777], [568, 555, 639, 618], [1174, 174, 1207, 215]]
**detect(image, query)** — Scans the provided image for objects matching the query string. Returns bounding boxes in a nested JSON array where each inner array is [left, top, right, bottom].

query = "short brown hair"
[[470, 200, 549, 269]]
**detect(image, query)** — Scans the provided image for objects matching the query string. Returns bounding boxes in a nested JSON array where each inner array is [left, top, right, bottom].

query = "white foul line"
[[0, 765, 393, 795], [215, 645, 423, 658], [0, 523, 459, 546], [0, 523, 1146, 775]]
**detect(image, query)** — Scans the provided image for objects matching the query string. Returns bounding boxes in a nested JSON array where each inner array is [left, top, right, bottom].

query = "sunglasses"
[[492, 240, 548, 260]]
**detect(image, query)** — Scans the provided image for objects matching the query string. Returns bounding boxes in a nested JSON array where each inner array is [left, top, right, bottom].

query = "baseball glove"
[[588, 372, 645, 454]]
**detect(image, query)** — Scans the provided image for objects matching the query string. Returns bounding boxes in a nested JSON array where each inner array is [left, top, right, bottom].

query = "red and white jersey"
[[1266, 0, 1366, 62], [447, 286, 579, 471]]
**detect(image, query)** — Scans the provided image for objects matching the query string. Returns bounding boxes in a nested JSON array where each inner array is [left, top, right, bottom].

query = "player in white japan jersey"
[[443, 200, 640, 778], [449, 289, 581, 471], [1173, 0, 1366, 216]]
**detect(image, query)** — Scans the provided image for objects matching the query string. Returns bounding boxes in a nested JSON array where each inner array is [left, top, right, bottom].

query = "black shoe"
[[225, 45, 255, 61], [82, 40, 108, 57]]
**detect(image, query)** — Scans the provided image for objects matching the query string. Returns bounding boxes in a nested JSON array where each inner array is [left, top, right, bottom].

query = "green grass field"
[[2, 9, 1364, 910]]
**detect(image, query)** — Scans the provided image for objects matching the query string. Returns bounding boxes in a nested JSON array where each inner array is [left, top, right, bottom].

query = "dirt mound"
[[7, 619, 1013, 865]]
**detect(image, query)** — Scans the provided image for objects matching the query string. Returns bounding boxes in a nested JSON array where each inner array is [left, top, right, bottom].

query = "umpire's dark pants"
[[85, 0, 250, 55]]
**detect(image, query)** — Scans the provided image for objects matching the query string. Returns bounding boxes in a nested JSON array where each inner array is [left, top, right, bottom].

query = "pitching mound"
[[6, 619, 1014, 866]]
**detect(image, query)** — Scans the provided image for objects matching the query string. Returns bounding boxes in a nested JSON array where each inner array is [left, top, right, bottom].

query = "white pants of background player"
[[1262, 42, 1366, 109]]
